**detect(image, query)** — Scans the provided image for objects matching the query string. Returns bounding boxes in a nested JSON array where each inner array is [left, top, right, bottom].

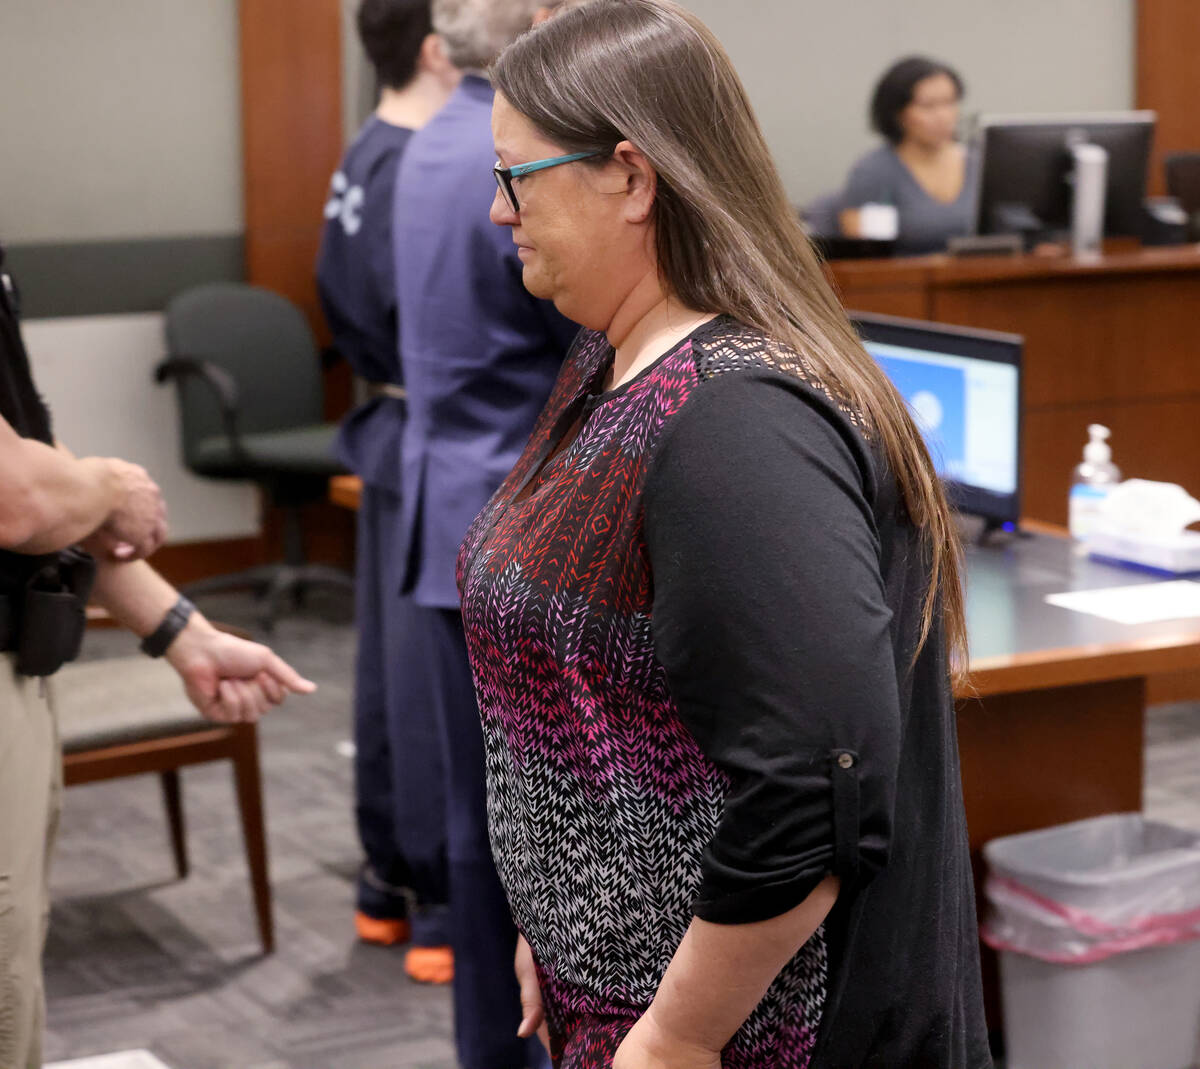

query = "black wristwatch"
[[139, 595, 196, 657]]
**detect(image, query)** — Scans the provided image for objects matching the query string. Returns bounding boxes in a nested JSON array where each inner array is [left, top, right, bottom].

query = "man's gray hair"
[[432, 0, 546, 72]]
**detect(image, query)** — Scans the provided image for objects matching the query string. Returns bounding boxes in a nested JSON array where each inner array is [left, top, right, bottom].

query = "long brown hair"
[[492, 0, 967, 682]]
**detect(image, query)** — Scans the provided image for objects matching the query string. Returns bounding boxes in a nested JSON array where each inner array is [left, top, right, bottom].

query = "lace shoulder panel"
[[691, 318, 871, 438]]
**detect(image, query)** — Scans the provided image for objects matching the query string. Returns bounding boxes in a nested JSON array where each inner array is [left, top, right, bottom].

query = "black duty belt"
[[0, 549, 96, 675], [0, 592, 16, 652]]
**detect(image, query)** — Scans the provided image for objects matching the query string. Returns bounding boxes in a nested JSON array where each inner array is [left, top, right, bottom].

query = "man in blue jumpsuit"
[[393, 1, 578, 1063], [315, 0, 459, 979]]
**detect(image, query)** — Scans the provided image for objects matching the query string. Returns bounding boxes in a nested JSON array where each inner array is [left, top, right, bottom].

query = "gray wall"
[[0, 0, 242, 245], [0, 0, 255, 542], [680, 0, 1135, 206], [0, 0, 1135, 246], [0, 0, 244, 317], [343, 0, 380, 146]]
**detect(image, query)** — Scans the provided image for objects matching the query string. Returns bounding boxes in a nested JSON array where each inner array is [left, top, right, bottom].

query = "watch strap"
[[139, 595, 196, 658]]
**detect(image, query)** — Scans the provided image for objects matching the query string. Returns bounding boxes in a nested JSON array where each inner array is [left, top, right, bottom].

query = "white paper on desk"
[[1045, 580, 1200, 625], [46, 1056, 174, 1069], [45, 1055, 174, 1069]]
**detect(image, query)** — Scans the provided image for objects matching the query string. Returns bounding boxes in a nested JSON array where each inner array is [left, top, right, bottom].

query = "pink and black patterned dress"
[[457, 318, 991, 1069]]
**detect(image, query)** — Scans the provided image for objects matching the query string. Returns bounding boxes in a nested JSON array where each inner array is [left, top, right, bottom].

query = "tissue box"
[[1087, 528, 1200, 576]]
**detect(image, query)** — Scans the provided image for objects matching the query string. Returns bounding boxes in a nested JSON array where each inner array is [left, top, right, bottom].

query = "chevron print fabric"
[[459, 321, 830, 1067]]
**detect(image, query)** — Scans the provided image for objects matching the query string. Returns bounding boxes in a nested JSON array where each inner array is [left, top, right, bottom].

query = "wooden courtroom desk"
[[330, 488, 1200, 1034], [957, 524, 1200, 1030], [829, 245, 1200, 532]]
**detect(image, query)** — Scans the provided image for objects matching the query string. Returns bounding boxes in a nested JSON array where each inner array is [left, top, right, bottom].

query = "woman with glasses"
[[460, 2, 991, 1066]]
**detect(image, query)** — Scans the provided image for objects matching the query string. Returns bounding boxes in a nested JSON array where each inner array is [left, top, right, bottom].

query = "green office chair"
[[157, 282, 353, 630]]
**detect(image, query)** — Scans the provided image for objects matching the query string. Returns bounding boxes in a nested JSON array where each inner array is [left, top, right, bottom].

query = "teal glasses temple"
[[493, 151, 607, 212]]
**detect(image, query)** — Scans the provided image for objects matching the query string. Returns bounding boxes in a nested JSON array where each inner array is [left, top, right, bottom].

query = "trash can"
[[982, 813, 1200, 1069]]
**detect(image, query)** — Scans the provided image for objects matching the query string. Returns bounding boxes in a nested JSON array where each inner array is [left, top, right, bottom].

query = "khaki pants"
[[0, 655, 60, 1069]]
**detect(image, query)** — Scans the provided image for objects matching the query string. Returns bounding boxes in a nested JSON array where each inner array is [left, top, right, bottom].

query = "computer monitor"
[[971, 111, 1155, 241], [852, 312, 1023, 531]]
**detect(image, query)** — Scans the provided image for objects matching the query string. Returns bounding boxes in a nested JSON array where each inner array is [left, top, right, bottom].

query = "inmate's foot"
[[355, 911, 412, 946], [404, 944, 454, 984]]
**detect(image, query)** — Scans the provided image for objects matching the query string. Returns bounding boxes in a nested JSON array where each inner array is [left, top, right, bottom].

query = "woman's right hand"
[[515, 934, 551, 1051]]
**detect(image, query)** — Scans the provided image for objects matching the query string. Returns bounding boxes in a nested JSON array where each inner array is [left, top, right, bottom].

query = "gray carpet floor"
[[44, 591, 457, 1069], [41, 590, 1200, 1068]]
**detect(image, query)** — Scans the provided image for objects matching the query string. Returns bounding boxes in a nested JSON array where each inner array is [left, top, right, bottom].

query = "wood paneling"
[[836, 286, 930, 321], [1024, 398, 1200, 526], [825, 258, 932, 320], [238, 0, 351, 419], [957, 677, 1145, 1030], [957, 678, 1145, 852], [930, 262, 1200, 407], [1148, 668, 1200, 703], [238, 0, 355, 562], [829, 248, 1200, 527], [932, 264, 1200, 526], [148, 536, 265, 587], [239, 0, 342, 323], [1137, 0, 1200, 195]]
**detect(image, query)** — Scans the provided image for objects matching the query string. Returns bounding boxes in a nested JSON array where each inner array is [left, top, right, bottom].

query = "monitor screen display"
[[853, 314, 1023, 527]]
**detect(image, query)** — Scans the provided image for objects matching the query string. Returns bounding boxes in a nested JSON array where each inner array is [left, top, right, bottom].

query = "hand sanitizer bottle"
[[1069, 424, 1122, 540]]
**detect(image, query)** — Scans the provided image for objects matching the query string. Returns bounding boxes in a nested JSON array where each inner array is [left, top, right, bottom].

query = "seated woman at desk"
[[840, 56, 976, 254]]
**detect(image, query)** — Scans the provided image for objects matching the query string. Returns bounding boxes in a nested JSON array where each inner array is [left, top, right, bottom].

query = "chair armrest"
[[154, 356, 249, 464]]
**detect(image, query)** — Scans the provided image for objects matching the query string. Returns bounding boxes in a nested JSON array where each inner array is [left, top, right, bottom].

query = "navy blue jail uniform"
[[316, 115, 449, 945], [393, 75, 578, 1069]]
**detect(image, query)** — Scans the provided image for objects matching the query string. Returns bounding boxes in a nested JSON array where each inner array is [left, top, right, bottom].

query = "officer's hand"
[[89, 458, 169, 561], [165, 616, 317, 722]]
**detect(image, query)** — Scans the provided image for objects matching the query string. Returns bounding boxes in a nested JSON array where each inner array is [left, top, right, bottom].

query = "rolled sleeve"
[[643, 370, 901, 924]]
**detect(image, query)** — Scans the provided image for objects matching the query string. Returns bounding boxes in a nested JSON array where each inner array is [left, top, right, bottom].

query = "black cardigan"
[[645, 359, 992, 1066]]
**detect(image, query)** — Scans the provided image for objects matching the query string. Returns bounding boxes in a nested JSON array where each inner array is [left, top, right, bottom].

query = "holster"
[[12, 547, 96, 677]]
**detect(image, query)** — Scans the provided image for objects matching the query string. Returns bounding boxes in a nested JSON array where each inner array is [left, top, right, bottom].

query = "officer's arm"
[[90, 556, 316, 722], [0, 414, 124, 552]]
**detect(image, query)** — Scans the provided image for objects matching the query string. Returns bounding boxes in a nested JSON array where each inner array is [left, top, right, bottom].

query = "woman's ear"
[[611, 139, 657, 224]]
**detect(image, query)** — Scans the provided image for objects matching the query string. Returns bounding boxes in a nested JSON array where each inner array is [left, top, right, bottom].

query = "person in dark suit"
[[391, 0, 577, 1064]]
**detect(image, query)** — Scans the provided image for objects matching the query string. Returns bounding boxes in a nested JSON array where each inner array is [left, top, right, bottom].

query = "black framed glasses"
[[493, 151, 607, 213]]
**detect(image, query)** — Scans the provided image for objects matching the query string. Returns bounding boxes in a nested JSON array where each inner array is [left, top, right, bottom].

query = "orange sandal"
[[355, 911, 412, 947], [404, 945, 454, 984]]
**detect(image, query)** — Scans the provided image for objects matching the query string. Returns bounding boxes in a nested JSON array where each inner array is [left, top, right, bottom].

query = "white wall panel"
[[22, 313, 260, 544]]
